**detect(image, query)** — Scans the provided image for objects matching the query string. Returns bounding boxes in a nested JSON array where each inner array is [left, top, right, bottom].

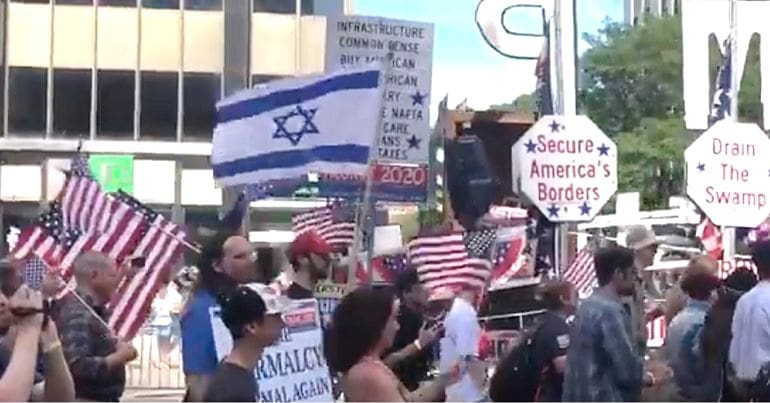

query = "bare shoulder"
[[344, 361, 403, 401], [345, 360, 383, 384]]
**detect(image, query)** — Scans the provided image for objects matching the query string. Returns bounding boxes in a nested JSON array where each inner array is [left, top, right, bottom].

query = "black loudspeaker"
[[446, 135, 500, 228]]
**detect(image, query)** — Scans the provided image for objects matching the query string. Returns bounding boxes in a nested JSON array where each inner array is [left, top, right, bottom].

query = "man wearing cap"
[[203, 283, 289, 402], [624, 225, 660, 354], [285, 231, 333, 300]]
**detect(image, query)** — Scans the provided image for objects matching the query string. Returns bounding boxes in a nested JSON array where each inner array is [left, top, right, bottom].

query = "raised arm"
[[0, 325, 41, 401], [30, 321, 75, 402]]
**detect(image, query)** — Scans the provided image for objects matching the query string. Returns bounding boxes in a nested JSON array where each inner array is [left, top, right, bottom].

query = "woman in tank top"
[[326, 287, 458, 402]]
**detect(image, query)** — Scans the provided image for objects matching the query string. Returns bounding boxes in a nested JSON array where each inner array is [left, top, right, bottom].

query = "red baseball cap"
[[288, 231, 333, 258]]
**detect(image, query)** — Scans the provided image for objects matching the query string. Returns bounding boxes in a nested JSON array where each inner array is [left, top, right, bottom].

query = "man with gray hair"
[[55, 252, 137, 402]]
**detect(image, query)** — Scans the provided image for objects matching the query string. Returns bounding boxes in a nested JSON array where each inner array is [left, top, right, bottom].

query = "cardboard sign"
[[325, 15, 434, 165], [211, 299, 333, 402]]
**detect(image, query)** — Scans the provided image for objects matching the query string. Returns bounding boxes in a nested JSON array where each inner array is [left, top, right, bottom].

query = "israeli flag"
[[211, 66, 382, 187]]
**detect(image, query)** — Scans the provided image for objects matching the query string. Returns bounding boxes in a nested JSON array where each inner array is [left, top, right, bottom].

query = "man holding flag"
[[55, 252, 136, 402]]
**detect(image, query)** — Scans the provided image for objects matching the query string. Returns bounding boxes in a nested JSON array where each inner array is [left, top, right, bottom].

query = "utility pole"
[[551, 0, 577, 272], [722, 0, 739, 259]]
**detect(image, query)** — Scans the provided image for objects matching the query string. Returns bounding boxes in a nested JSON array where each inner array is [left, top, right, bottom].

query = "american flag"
[[11, 201, 84, 271], [12, 198, 146, 284], [408, 230, 495, 293], [355, 252, 408, 283], [291, 203, 356, 249], [59, 153, 112, 234], [697, 217, 723, 259], [535, 19, 553, 118], [107, 190, 187, 340], [489, 226, 528, 289], [563, 245, 597, 296], [710, 36, 732, 124]]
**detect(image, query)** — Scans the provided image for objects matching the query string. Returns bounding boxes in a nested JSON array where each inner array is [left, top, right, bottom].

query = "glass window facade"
[[2, 0, 345, 141]]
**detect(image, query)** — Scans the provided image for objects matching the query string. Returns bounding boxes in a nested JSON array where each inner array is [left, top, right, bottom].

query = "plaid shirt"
[[562, 292, 644, 402], [54, 290, 125, 402]]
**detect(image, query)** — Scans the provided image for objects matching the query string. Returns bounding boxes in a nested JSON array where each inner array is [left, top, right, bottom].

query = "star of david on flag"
[[211, 65, 384, 187], [272, 105, 319, 146]]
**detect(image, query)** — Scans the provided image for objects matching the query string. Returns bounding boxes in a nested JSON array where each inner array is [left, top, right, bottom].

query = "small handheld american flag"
[[292, 202, 356, 250], [408, 229, 496, 294], [563, 244, 598, 297]]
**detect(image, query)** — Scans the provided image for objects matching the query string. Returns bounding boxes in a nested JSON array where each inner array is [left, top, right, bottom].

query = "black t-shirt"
[[203, 362, 257, 402], [532, 312, 570, 402], [286, 283, 314, 300], [385, 304, 432, 391]]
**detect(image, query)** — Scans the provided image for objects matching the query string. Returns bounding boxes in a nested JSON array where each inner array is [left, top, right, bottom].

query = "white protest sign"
[[325, 15, 434, 164], [211, 299, 333, 402], [514, 115, 617, 222], [684, 120, 770, 228]]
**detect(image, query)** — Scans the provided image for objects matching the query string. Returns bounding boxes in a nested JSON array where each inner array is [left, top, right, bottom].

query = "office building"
[[0, 0, 353, 253], [625, 0, 678, 25]]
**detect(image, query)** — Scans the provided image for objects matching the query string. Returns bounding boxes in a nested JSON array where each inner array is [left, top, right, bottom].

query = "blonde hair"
[[686, 254, 719, 277]]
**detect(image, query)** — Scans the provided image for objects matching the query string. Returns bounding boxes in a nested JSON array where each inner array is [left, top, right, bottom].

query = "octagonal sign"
[[685, 120, 770, 228], [515, 115, 617, 222]]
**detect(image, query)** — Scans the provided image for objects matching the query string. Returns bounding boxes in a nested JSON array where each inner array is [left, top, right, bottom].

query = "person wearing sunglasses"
[[180, 233, 259, 402]]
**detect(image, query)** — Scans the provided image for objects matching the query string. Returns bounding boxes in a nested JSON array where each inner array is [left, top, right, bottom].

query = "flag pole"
[[348, 53, 393, 287], [722, 0, 739, 260]]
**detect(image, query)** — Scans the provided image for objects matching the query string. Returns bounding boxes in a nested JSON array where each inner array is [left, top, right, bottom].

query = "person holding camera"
[[0, 281, 75, 402], [55, 252, 137, 402]]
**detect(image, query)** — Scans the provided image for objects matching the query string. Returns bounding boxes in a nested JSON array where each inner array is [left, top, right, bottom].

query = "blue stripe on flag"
[[212, 144, 369, 179], [217, 70, 380, 124]]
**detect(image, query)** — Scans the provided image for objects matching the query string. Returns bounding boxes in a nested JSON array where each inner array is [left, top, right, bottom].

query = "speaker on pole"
[[445, 134, 500, 229]]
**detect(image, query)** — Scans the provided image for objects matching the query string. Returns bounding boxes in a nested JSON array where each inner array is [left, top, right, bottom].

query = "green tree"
[[581, 14, 762, 209], [491, 93, 536, 115]]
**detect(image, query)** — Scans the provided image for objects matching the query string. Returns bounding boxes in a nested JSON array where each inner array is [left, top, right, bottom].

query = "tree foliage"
[[581, 14, 763, 209], [491, 93, 536, 115]]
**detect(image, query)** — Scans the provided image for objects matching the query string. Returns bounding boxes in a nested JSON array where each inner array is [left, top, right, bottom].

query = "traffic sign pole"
[[552, 0, 578, 274], [722, 0, 740, 259]]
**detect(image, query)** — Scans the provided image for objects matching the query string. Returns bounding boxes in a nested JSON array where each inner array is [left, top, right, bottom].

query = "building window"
[[53, 69, 91, 137], [142, 0, 179, 8], [100, 0, 136, 6], [253, 0, 312, 14], [140, 72, 178, 140], [11, 0, 51, 4], [55, 0, 94, 5], [251, 74, 283, 87], [183, 73, 220, 140], [8, 67, 47, 135], [185, 0, 221, 10], [97, 70, 135, 138]]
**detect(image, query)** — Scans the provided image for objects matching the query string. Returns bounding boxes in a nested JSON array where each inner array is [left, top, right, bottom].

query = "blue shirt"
[[666, 299, 715, 401], [562, 292, 644, 402], [180, 290, 219, 375]]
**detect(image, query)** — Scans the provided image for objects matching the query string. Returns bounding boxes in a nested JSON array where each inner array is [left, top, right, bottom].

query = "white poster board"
[[325, 15, 434, 165], [211, 299, 333, 402]]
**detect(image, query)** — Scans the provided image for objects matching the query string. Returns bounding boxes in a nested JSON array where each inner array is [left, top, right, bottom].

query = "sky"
[[354, 0, 623, 117]]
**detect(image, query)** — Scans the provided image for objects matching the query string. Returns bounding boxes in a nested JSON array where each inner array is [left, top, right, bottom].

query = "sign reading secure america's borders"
[[325, 15, 434, 165]]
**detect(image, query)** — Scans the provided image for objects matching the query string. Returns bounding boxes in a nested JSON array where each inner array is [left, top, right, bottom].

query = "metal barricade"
[[126, 325, 185, 389]]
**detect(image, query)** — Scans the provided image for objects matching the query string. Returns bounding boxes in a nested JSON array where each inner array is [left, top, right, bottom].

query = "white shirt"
[[729, 281, 770, 380], [440, 297, 484, 402]]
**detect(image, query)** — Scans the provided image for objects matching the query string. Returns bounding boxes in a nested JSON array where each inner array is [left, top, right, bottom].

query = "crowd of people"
[[2, 224, 770, 402]]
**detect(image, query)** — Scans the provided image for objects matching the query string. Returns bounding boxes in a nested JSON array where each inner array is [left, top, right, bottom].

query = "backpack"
[[488, 325, 543, 402]]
